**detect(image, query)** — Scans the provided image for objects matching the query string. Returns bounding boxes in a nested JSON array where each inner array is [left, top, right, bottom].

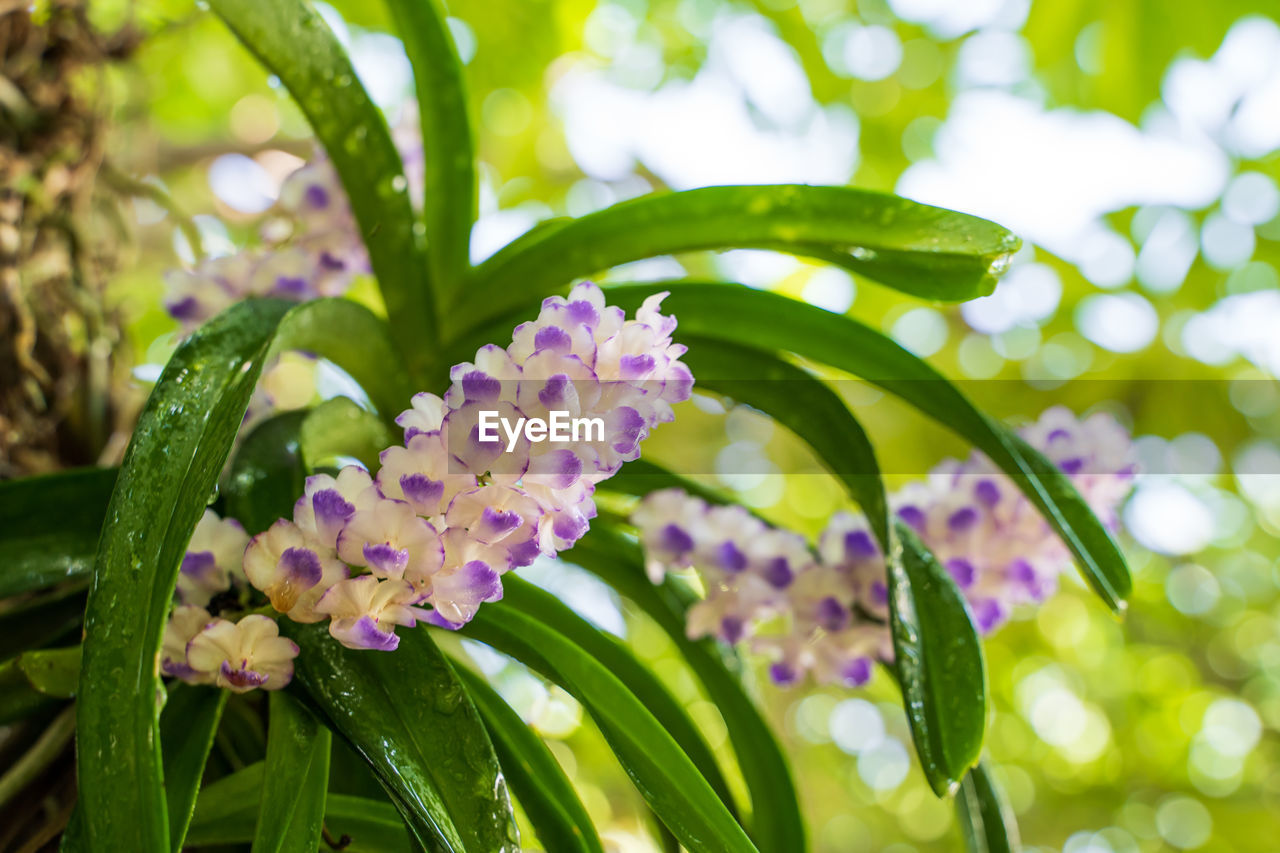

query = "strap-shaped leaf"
[[185, 762, 265, 846], [263, 298, 414, 425], [253, 691, 332, 853], [0, 705, 76, 811], [606, 283, 1131, 612], [283, 621, 517, 853], [161, 685, 229, 853], [76, 298, 295, 852], [567, 527, 807, 853], [15, 646, 80, 698], [890, 525, 987, 795], [384, 0, 475, 297], [0, 583, 87, 660], [0, 659, 60, 725], [300, 396, 395, 472], [187, 762, 412, 851], [487, 576, 738, 819], [956, 761, 1022, 853], [454, 665, 605, 853], [461, 579, 759, 853], [455, 185, 1020, 331], [224, 411, 309, 536], [209, 0, 438, 383], [0, 467, 115, 598]]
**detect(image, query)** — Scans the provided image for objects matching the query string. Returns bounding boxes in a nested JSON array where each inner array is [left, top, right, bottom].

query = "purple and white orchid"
[[161, 280, 693, 685], [635, 406, 1137, 689]]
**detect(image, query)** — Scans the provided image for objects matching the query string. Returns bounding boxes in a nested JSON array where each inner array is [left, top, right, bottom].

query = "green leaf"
[[218, 693, 270, 770], [161, 684, 229, 853], [283, 621, 517, 853], [0, 467, 115, 597], [956, 761, 1022, 853], [253, 691, 332, 853], [0, 583, 87, 659], [487, 576, 738, 820], [224, 411, 309, 535], [323, 794, 415, 853], [186, 761, 265, 846], [17, 645, 81, 697], [567, 526, 807, 853], [188, 762, 412, 852], [210, 0, 438, 383], [462, 579, 759, 853], [75, 298, 294, 852], [300, 396, 395, 472], [264, 298, 414, 426], [889, 525, 988, 795], [0, 705, 77, 811], [606, 283, 1132, 612], [454, 665, 605, 853], [384, 0, 475, 297], [455, 185, 1020, 333], [0, 658, 61, 726]]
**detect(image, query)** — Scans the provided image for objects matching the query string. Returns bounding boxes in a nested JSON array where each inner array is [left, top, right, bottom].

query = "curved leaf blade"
[[890, 525, 987, 795], [300, 396, 395, 472], [77, 297, 294, 852], [264, 298, 415, 425], [161, 685, 229, 853], [283, 621, 517, 853], [188, 762, 411, 852], [0, 659, 61, 725], [185, 762, 266, 847], [454, 665, 604, 853], [0, 467, 115, 597], [607, 283, 1132, 612], [17, 646, 81, 697], [224, 411, 309, 536], [487, 576, 739, 820], [0, 583, 88, 660], [461, 579, 759, 853], [253, 691, 332, 853], [384, 0, 475, 296], [210, 0, 437, 382], [956, 761, 1022, 853], [457, 185, 1020, 331]]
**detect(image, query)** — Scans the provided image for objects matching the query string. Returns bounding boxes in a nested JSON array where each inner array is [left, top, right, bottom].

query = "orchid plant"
[[0, 1, 1138, 852]]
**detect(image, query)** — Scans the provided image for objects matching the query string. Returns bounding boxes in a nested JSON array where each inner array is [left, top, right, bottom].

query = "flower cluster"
[[161, 282, 692, 690], [163, 157, 368, 330], [635, 406, 1136, 689], [161, 510, 301, 692], [163, 107, 426, 330], [162, 113, 423, 430]]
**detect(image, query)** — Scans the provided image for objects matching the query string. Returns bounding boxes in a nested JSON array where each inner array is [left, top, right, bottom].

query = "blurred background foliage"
[[15, 0, 1280, 850]]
